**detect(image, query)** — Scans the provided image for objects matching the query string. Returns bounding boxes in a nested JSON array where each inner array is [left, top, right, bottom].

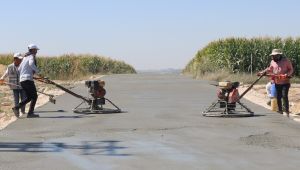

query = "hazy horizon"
[[1, 0, 300, 70]]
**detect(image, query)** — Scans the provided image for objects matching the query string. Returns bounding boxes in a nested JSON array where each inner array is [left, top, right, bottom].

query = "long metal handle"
[[34, 77, 90, 103], [2, 81, 56, 104], [238, 73, 265, 100], [2, 81, 53, 97]]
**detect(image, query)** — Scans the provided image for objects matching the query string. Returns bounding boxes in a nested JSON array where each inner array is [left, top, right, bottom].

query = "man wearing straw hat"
[[261, 49, 294, 116], [0, 53, 26, 115]]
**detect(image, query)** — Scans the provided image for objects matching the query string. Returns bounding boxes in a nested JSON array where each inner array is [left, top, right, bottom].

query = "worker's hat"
[[28, 44, 40, 50], [270, 49, 283, 56], [13, 52, 23, 59]]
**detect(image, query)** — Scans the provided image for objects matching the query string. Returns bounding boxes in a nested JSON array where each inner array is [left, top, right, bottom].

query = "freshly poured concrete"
[[1, 73, 300, 170]]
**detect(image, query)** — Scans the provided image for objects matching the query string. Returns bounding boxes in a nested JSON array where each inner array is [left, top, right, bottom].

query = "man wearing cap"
[[0, 53, 26, 114], [12, 44, 40, 118], [259, 49, 294, 116]]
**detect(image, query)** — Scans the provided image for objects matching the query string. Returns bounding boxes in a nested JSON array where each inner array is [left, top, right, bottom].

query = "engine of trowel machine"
[[85, 80, 106, 98], [217, 81, 240, 104]]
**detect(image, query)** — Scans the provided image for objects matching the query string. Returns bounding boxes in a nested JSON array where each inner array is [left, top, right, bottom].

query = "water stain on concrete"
[[240, 132, 300, 150]]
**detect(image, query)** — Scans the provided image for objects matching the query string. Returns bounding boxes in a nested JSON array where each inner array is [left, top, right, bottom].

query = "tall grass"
[[184, 37, 300, 79], [0, 54, 136, 80]]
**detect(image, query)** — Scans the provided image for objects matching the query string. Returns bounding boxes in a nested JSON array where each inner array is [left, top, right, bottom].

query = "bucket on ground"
[[271, 98, 278, 111]]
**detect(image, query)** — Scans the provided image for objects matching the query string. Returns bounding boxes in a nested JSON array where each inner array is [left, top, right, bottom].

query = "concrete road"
[[1, 73, 300, 170]]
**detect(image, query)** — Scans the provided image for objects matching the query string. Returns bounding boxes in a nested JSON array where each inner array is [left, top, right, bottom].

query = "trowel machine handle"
[[265, 73, 292, 79], [33, 76, 91, 104], [0, 80, 56, 104], [33, 76, 52, 84], [257, 71, 292, 79], [238, 72, 266, 100]]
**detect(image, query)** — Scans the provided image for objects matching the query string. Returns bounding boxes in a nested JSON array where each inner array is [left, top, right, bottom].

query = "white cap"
[[13, 52, 23, 59], [28, 44, 40, 50]]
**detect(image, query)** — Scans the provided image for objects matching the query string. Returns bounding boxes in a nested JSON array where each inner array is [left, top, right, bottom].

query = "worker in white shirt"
[[0, 53, 26, 114], [12, 44, 40, 118]]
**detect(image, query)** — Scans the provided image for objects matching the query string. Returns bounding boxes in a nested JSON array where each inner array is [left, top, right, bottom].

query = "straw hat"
[[270, 49, 283, 56]]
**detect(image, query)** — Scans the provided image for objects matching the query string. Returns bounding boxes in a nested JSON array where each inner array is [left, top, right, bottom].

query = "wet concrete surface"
[[1, 73, 300, 170]]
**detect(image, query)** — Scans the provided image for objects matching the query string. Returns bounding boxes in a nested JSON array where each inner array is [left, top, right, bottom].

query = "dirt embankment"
[[239, 84, 300, 121]]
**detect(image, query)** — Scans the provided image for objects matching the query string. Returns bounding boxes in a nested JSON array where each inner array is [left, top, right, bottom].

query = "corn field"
[[184, 37, 300, 77], [0, 54, 136, 80]]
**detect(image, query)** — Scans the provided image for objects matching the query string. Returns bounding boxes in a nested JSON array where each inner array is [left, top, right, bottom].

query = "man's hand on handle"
[[257, 71, 267, 76], [0, 79, 4, 85]]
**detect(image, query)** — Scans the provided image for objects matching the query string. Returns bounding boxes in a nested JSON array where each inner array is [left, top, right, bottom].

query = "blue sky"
[[1, 0, 300, 69]]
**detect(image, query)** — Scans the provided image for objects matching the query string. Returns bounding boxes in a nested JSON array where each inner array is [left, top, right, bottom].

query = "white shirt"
[[18, 54, 39, 82]]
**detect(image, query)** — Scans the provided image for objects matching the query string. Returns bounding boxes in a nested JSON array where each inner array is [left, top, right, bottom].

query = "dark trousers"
[[275, 83, 290, 112], [12, 89, 26, 113], [16, 80, 38, 114]]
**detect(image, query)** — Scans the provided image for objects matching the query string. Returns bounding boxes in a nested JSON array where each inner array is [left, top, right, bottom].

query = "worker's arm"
[[286, 60, 294, 77], [0, 68, 8, 80], [257, 62, 273, 76], [28, 56, 39, 74], [264, 64, 274, 74]]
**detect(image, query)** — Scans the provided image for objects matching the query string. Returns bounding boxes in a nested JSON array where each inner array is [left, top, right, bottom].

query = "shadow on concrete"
[[38, 115, 95, 119], [31, 110, 96, 119], [35, 110, 65, 113], [203, 113, 266, 118], [74, 108, 127, 115], [18, 115, 94, 119], [83, 110, 128, 115], [251, 114, 266, 117], [0, 140, 131, 156]]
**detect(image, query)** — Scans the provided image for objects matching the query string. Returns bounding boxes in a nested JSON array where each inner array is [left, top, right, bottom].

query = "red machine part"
[[228, 89, 239, 103], [217, 88, 239, 103], [93, 88, 106, 98]]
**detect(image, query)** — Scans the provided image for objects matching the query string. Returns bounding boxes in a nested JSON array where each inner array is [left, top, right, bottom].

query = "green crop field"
[[0, 54, 136, 80], [184, 37, 300, 81]]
